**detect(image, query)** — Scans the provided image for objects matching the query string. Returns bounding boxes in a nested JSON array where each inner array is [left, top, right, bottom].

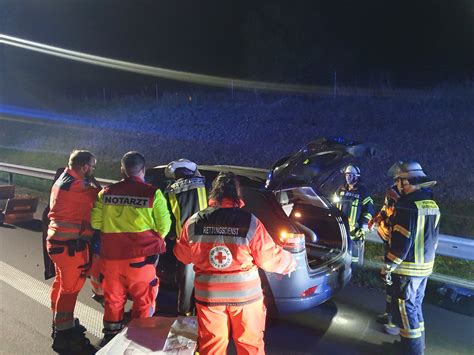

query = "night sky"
[[1, 0, 473, 98]]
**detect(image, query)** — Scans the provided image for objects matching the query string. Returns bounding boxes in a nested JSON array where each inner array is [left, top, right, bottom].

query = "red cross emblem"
[[209, 246, 232, 269]]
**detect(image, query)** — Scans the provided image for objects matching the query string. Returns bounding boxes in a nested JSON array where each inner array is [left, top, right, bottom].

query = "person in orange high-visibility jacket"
[[47, 150, 100, 353], [91, 151, 171, 346], [174, 172, 296, 355]]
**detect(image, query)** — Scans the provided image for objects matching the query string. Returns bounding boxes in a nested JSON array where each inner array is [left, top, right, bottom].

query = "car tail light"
[[278, 230, 305, 252], [300, 285, 318, 298]]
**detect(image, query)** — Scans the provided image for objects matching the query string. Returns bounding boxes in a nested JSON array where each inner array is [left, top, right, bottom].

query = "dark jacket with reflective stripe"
[[174, 199, 295, 306], [386, 189, 440, 277], [335, 183, 374, 232], [165, 176, 207, 237]]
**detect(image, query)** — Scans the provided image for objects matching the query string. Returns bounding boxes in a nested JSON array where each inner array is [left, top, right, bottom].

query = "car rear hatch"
[[265, 137, 374, 269]]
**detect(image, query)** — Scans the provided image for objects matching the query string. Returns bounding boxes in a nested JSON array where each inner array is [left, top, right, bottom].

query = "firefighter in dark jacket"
[[164, 159, 208, 316], [381, 161, 440, 354], [334, 164, 374, 265]]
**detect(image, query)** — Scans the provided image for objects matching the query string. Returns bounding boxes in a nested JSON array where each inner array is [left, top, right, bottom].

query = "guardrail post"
[[8, 172, 14, 185]]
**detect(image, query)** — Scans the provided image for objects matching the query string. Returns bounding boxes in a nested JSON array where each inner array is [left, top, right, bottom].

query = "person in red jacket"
[[174, 172, 296, 355], [91, 151, 171, 346], [47, 150, 101, 353]]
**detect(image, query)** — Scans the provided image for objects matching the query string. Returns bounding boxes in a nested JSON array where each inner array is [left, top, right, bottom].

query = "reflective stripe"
[[195, 285, 262, 300], [349, 200, 359, 230], [400, 328, 422, 339], [363, 212, 372, 220], [168, 193, 182, 237], [54, 311, 75, 330], [49, 221, 82, 229], [415, 214, 425, 263], [392, 264, 433, 277], [104, 321, 123, 331], [195, 270, 259, 284], [189, 235, 249, 245], [55, 311, 74, 320], [245, 215, 258, 242], [393, 224, 410, 238], [397, 260, 434, 267], [398, 299, 410, 332], [362, 196, 373, 205], [387, 252, 403, 264], [48, 230, 81, 239], [420, 321, 425, 332], [197, 187, 207, 211]]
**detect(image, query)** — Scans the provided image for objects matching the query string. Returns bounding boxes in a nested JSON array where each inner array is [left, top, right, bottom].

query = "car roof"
[[147, 164, 269, 190]]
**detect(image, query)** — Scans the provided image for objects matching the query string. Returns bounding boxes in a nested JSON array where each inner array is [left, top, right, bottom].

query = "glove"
[[351, 228, 366, 241]]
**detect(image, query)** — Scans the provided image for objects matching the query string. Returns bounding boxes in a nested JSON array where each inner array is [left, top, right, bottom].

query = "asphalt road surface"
[[1, 218, 473, 355]]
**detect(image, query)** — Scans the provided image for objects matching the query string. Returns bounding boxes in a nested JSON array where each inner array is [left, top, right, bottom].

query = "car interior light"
[[294, 211, 302, 218]]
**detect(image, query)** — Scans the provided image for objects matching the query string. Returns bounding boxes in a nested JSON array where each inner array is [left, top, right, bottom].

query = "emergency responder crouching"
[[91, 151, 171, 346], [47, 150, 100, 353], [381, 161, 440, 354], [174, 171, 296, 354], [334, 164, 374, 265], [164, 159, 207, 316]]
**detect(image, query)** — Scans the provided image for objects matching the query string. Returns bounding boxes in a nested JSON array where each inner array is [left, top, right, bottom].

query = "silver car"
[[148, 137, 374, 315]]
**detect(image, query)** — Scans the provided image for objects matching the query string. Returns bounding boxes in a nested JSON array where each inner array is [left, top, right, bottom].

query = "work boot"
[[52, 318, 87, 339], [99, 325, 123, 349], [383, 321, 400, 336], [52, 327, 92, 353]]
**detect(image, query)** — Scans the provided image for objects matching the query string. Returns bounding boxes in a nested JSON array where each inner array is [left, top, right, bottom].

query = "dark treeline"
[[2, 0, 473, 101]]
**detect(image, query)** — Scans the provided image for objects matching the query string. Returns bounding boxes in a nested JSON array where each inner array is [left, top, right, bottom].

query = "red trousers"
[[48, 242, 89, 331], [102, 257, 158, 330], [196, 298, 266, 355]]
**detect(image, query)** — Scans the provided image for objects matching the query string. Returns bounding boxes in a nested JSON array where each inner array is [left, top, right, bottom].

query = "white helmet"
[[165, 159, 197, 179], [388, 161, 427, 179], [341, 164, 361, 176]]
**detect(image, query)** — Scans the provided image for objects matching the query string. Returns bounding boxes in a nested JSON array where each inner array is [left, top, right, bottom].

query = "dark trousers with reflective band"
[[391, 275, 427, 355], [351, 239, 365, 266], [102, 257, 158, 332], [47, 241, 89, 331], [176, 261, 195, 315]]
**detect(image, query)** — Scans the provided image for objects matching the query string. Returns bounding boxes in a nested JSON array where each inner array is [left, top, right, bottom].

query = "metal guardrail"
[[366, 231, 474, 261], [0, 162, 117, 186], [1, 162, 473, 263]]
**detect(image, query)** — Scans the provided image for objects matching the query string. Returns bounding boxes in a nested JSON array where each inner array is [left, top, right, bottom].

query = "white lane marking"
[[0, 260, 103, 338]]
